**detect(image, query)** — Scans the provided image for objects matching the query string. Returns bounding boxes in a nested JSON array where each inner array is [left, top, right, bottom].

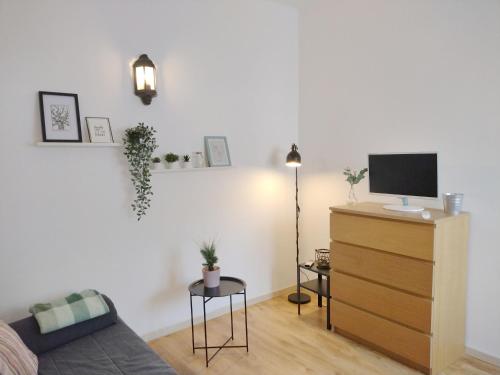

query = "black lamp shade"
[[286, 143, 302, 167], [133, 54, 157, 105]]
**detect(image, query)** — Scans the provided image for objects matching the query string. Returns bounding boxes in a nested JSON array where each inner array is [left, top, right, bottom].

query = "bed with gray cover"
[[9, 295, 177, 375]]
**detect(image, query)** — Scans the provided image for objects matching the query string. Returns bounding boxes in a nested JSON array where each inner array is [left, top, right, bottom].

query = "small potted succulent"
[[182, 154, 192, 169], [165, 153, 180, 169], [151, 157, 162, 170], [200, 241, 220, 288]]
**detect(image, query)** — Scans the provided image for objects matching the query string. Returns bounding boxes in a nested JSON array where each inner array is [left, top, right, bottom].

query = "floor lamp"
[[286, 144, 310, 313]]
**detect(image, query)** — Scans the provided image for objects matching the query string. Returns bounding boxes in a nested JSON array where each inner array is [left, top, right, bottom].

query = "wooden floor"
[[150, 292, 500, 375]]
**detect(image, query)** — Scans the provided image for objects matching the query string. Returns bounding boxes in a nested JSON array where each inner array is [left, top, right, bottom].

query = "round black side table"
[[188, 276, 248, 367]]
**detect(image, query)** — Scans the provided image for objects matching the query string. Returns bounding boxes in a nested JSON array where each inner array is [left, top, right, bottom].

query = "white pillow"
[[0, 321, 38, 375]]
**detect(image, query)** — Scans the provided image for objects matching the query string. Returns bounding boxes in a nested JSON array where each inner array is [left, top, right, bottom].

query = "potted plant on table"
[[165, 153, 180, 169], [182, 154, 192, 169], [151, 157, 162, 170], [343, 167, 368, 204], [200, 241, 220, 288]]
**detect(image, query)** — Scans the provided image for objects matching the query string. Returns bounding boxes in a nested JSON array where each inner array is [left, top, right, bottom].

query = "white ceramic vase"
[[202, 266, 220, 288], [192, 152, 205, 168], [152, 163, 163, 170], [182, 161, 193, 169]]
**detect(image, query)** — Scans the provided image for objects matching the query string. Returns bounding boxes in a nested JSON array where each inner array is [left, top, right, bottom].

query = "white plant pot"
[[166, 161, 180, 169], [202, 266, 220, 288], [182, 161, 193, 169], [152, 163, 163, 170]]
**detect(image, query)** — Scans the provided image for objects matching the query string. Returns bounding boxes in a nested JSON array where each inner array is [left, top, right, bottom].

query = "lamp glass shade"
[[133, 54, 157, 105], [135, 67, 145, 90], [286, 144, 302, 167]]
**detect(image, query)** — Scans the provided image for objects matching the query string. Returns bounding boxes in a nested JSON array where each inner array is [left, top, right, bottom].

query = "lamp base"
[[288, 292, 311, 304]]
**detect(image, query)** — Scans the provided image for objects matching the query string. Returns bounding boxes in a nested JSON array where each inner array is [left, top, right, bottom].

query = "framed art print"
[[86, 117, 114, 143], [39, 91, 82, 142], [204, 136, 231, 167]]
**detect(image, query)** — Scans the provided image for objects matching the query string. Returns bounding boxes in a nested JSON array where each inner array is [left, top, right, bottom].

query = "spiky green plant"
[[343, 167, 368, 186], [200, 241, 218, 271], [183, 154, 191, 162]]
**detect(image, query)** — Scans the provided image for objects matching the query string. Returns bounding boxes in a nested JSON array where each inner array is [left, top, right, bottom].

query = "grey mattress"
[[38, 320, 177, 375]]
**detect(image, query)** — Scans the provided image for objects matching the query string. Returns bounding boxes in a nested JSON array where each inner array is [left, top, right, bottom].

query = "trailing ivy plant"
[[123, 123, 158, 220]]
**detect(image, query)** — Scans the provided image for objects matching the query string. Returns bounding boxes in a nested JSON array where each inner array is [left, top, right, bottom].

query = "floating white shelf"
[[151, 166, 232, 174], [36, 142, 122, 148]]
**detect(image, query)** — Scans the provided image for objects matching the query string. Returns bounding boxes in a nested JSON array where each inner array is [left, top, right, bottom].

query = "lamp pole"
[[286, 144, 310, 311], [295, 167, 301, 315]]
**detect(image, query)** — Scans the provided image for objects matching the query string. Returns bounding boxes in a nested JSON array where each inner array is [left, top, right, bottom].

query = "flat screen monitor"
[[368, 153, 438, 198]]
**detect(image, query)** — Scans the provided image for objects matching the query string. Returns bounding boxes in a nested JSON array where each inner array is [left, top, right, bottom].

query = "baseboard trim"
[[466, 347, 500, 367], [142, 285, 293, 342]]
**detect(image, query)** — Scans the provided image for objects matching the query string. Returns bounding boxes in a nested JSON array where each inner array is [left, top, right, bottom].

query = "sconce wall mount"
[[133, 54, 157, 105]]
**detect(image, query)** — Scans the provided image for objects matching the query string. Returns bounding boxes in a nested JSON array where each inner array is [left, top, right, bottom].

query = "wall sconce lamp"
[[133, 54, 157, 105]]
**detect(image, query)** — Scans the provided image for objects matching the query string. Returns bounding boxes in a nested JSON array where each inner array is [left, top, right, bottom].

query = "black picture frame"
[[39, 91, 82, 142]]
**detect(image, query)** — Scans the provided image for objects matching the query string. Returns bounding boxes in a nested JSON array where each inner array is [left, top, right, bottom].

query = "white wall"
[[0, 0, 299, 337], [298, 0, 500, 359], [4, 0, 499, 361]]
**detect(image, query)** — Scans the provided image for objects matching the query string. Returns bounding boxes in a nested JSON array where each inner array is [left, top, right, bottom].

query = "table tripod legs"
[[190, 291, 249, 367], [203, 297, 208, 367], [230, 295, 234, 340], [190, 293, 195, 354], [244, 289, 248, 352]]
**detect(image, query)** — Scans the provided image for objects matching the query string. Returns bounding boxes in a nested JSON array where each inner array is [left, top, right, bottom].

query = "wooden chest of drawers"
[[330, 202, 469, 374]]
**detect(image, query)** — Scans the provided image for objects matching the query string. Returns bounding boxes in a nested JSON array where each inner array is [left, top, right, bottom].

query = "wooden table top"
[[330, 202, 468, 225]]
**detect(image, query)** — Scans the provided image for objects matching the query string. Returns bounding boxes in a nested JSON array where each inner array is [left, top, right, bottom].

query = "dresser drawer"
[[331, 212, 434, 261], [332, 242, 433, 297], [333, 301, 431, 368], [331, 272, 432, 333]]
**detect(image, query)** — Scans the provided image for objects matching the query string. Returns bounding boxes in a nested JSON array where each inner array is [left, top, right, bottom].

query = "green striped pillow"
[[29, 290, 110, 334]]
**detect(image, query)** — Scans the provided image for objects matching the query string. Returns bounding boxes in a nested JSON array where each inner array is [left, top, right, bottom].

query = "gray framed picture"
[[85, 117, 114, 143], [204, 136, 231, 167], [39, 91, 82, 142]]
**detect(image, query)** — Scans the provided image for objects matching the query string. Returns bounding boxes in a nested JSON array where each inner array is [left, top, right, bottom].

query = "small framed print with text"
[[204, 136, 231, 167], [85, 117, 114, 143]]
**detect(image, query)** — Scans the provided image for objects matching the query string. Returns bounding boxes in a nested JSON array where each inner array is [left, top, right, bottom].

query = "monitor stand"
[[383, 204, 424, 213], [383, 197, 424, 212]]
